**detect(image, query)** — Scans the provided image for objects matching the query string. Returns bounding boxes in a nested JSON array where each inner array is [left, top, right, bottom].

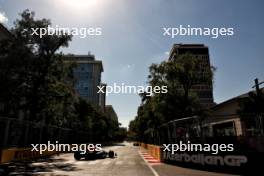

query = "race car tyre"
[[108, 150, 115, 158], [74, 152, 81, 160]]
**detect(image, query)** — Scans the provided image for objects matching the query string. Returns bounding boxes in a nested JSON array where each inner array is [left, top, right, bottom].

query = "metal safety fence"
[[143, 115, 264, 152], [0, 116, 91, 149]]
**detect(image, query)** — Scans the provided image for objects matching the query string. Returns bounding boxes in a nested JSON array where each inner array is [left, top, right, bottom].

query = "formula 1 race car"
[[74, 150, 116, 160]]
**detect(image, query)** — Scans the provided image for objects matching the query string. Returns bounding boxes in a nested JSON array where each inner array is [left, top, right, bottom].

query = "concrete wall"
[[0, 148, 58, 164], [140, 143, 161, 161]]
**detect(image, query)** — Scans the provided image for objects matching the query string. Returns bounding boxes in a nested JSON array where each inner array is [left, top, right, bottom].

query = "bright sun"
[[60, 0, 99, 10], [54, 0, 110, 18]]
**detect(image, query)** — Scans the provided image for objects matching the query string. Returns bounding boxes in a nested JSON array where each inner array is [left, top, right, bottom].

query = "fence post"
[[39, 125, 43, 144], [24, 123, 29, 146], [3, 118, 10, 147]]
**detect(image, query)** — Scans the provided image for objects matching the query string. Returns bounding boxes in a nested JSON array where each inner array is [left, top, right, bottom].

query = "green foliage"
[[129, 53, 214, 141], [114, 127, 127, 141], [0, 9, 74, 124], [237, 89, 264, 135], [0, 9, 124, 142], [238, 91, 264, 116]]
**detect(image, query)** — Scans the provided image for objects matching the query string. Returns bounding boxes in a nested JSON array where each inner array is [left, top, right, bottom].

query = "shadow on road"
[[111, 143, 126, 146], [0, 155, 81, 176]]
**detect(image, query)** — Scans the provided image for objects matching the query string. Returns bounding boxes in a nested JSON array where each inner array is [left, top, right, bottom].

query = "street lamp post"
[[252, 78, 264, 136]]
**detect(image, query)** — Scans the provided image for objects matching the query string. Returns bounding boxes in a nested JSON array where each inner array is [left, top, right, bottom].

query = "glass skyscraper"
[[66, 53, 104, 108]]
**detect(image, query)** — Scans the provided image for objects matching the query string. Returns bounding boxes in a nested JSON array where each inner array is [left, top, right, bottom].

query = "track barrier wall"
[[0, 148, 58, 164], [140, 143, 161, 162], [139, 142, 262, 175]]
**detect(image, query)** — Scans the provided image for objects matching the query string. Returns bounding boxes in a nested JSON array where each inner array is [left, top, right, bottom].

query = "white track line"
[[139, 151, 159, 176]]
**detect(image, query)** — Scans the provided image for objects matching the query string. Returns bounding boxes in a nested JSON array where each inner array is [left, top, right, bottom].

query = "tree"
[[0, 9, 75, 126], [129, 53, 215, 142], [238, 90, 264, 135], [0, 9, 125, 145], [114, 127, 127, 142], [148, 53, 214, 118]]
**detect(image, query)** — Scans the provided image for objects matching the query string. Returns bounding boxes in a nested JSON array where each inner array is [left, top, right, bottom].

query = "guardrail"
[[0, 116, 91, 149], [0, 147, 59, 164], [140, 141, 263, 175], [0, 116, 91, 164]]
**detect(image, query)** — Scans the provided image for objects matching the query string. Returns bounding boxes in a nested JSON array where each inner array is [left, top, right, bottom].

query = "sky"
[[1, 0, 263, 127]]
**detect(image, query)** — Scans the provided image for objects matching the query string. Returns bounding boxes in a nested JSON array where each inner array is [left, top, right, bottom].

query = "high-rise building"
[[66, 53, 104, 109], [168, 44, 214, 107]]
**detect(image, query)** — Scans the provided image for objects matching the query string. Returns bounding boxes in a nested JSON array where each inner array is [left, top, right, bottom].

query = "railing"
[[0, 116, 90, 149], [143, 115, 264, 152]]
